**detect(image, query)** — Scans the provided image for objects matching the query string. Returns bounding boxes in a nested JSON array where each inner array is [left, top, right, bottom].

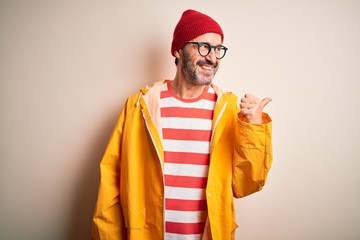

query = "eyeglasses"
[[186, 42, 228, 59]]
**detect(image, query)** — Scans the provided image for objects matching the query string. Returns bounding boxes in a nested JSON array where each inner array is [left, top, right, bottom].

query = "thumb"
[[261, 97, 272, 108]]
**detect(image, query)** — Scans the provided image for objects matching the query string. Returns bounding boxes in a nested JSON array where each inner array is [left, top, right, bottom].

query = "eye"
[[215, 45, 223, 52], [199, 43, 210, 50]]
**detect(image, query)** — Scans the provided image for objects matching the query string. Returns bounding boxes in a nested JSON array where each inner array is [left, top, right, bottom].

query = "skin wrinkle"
[[181, 48, 218, 86], [171, 33, 223, 99], [92, 10, 273, 239], [174, 33, 271, 124]]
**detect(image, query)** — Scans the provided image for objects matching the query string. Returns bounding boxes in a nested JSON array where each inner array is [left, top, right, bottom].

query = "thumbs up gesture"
[[240, 94, 272, 124]]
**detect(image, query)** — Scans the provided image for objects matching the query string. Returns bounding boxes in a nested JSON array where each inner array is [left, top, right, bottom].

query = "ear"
[[174, 49, 181, 59]]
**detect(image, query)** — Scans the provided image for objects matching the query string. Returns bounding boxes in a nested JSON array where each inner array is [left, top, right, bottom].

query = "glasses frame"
[[186, 41, 228, 59]]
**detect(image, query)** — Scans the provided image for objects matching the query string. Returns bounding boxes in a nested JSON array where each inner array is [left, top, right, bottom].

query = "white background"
[[1, 0, 359, 239]]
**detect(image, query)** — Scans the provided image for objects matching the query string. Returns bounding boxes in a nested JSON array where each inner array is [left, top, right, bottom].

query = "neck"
[[171, 73, 207, 99]]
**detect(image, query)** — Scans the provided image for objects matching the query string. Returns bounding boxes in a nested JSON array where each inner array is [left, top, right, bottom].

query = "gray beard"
[[181, 52, 217, 86]]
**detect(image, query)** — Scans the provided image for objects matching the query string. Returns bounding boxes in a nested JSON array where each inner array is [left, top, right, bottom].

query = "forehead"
[[191, 33, 222, 45]]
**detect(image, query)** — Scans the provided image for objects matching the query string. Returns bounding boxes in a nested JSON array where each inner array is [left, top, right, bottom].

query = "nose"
[[205, 48, 217, 64]]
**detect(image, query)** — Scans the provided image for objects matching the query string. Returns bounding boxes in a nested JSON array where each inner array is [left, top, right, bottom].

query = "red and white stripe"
[[160, 81, 216, 239]]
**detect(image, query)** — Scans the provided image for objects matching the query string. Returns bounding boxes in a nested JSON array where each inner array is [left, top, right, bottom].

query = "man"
[[92, 9, 273, 240]]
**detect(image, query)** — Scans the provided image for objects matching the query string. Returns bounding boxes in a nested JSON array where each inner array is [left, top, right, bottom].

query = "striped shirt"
[[160, 81, 217, 240]]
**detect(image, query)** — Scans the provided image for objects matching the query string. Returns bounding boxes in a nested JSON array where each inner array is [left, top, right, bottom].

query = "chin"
[[192, 77, 213, 86], [198, 74, 215, 85], [187, 70, 215, 86]]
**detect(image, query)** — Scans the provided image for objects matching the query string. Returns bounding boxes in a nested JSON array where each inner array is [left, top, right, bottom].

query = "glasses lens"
[[194, 42, 227, 59], [215, 46, 226, 59], [198, 43, 210, 56]]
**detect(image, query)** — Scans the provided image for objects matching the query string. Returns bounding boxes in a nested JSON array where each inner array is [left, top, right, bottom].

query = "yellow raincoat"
[[92, 80, 272, 239]]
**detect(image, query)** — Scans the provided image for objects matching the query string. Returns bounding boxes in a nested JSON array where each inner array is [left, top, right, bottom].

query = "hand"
[[240, 94, 272, 124]]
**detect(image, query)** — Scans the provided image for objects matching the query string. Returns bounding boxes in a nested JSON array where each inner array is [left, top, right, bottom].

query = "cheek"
[[187, 50, 199, 62], [186, 58, 198, 69]]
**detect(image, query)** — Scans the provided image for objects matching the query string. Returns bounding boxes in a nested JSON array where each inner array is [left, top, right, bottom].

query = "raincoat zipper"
[[140, 108, 166, 238], [141, 109, 163, 170], [211, 101, 228, 141]]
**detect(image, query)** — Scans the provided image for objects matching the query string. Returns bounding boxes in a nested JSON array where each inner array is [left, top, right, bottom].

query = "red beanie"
[[171, 9, 224, 57]]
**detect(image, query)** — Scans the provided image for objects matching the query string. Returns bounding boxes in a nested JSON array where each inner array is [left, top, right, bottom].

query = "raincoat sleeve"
[[92, 104, 127, 239], [232, 112, 273, 198]]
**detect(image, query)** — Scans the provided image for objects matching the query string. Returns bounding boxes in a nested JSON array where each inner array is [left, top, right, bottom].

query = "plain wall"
[[1, 0, 359, 239]]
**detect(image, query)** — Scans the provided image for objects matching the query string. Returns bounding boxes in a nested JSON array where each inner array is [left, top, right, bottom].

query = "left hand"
[[240, 94, 272, 124]]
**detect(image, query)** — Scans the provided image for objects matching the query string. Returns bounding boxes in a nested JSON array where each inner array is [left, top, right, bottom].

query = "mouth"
[[197, 62, 217, 74], [200, 65, 214, 71]]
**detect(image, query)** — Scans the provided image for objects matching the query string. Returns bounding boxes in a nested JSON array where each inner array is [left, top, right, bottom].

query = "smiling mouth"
[[200, 65, 214, 71], [197, 62, 217, 74], [197, 59, 217, 71]]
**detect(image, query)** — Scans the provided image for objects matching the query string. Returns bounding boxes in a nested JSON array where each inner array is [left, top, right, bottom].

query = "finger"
[[261, 97, 272, 108], [244, 93, 255, 99], [240, 102, 253, 109], [241, 97, 258, 105], [241, 97, 251, 103], [243, 94, 261, 104]]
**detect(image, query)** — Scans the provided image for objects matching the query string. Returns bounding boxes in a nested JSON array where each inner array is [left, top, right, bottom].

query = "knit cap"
[[171, 9, 224, 56]]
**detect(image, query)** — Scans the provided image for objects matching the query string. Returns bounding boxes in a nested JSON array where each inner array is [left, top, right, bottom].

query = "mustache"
[[196, 59, 217, 68]]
